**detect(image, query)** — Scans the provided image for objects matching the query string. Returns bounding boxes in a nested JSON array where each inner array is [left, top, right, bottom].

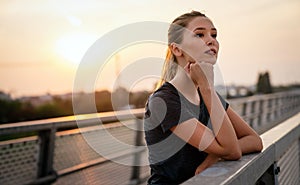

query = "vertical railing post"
[[258, 99, 264, 127], [266, 98, 272, 122], [37, 126, 57, 184], [242, 101, 247, 116], [242, 101, 254, 127], [129, 118, 143, 185], [256, 162, 279, 185], [274, 97, 279, 119], [250, 101, 256, 127]]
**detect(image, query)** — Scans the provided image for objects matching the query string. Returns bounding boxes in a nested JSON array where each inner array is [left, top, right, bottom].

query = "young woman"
[[143, 11, 263, 185]]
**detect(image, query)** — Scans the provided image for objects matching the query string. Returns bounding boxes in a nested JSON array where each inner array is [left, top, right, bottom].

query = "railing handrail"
[[228, 89, 300, 104], [0, 108, 145, 136]]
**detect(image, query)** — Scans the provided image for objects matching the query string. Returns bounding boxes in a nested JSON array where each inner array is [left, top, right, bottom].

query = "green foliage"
[[0, 95, 73, 124], [0, 99, 22, 123], [256, 72, 273, 94], [95, 90, 113, 112], [0, 89, 151, 124]]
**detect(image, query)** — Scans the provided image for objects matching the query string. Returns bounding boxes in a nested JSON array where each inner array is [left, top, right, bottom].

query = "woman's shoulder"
[[150, 82, 179, 100]]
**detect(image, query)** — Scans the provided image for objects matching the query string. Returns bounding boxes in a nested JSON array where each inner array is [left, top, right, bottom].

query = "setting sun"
[[55, 32, 98, 66]]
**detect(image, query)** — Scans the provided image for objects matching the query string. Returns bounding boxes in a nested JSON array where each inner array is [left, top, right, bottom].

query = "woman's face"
[[179, 16, 219, 65]]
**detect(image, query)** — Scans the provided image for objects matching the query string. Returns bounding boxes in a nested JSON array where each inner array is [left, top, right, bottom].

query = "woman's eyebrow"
[[193, 27, 217, 32]]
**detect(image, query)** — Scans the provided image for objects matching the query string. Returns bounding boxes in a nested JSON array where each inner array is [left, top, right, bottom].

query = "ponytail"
[[156, 47, 178, 89]]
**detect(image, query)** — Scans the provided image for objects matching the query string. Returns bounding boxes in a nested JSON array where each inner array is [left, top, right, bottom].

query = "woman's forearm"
[[197, 128, 263, 173], [200, 88, 241, 159], [221, 135, 262, 160], [238, 135, 263, 154], [226, 106, 263, 154]]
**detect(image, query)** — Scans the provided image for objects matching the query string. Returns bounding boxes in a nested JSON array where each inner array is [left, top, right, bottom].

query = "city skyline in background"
[[1, 0, 300, 98]]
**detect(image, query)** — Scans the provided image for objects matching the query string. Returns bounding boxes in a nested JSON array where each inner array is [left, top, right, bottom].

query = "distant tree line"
[[0, 89, 151, 124], [0, 96, 73, 124]]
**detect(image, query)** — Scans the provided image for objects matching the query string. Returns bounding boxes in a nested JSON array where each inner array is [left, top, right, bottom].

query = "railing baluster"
[[36, 127, 57, 185], [129, 118, 143, 185]]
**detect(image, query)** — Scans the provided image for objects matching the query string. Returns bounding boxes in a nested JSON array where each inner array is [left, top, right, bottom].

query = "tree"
[[256, 72, 273, 94]]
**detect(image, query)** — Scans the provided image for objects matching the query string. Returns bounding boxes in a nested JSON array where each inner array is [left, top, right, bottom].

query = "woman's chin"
[[207, 58, 217, 65], [199, 56, 217, 65]]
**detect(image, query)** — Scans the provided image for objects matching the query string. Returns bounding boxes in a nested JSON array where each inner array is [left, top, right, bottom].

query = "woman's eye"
[[212, 34, 217, 38], [195, 33, 204, 38]]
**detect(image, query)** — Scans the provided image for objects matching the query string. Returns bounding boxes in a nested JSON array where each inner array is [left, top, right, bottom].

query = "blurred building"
[[226, 85, 255, 99]]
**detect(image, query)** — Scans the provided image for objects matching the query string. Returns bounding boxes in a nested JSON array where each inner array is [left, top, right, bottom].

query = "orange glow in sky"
[[0, 0, 300, 98]]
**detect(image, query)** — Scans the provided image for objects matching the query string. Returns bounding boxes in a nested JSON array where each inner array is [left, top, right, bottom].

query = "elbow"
[[255, 136, 263, 152], [226, 150, 242, 161], [250, 134, 263, 152], [223, 146, 242, 160]]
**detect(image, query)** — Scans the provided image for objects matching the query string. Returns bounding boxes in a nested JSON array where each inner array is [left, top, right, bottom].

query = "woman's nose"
[[205, 35, 217, 46], [206, 40, 213, 46], [206, 37, 214, 46]]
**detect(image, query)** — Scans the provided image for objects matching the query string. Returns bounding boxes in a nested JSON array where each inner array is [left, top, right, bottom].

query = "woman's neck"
[[170, 68, 200, 105]]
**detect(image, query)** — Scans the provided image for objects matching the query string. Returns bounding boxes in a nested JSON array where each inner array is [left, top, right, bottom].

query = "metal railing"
[[182, 112, 300, 185], [229, 89, 300, 134], [0, 90, 300, 185], [0, 109, 146, 185]]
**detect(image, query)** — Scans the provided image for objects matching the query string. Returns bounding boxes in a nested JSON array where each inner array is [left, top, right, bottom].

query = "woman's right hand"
[[187, 62, 214, 89], [195, 154, 220, 175]]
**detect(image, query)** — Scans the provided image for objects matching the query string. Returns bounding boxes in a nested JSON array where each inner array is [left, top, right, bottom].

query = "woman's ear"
[[170, 43, 183, 57]]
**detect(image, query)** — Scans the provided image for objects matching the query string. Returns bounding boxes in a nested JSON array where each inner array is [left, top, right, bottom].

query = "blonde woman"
[[144, 11, 263, 184]]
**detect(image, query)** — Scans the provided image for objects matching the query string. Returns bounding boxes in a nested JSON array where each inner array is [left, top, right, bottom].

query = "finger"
[[189, 59, 196, 64], [190, 62, 199, 69], [184, 62, 191, 73], [190, 63, 202, 73]]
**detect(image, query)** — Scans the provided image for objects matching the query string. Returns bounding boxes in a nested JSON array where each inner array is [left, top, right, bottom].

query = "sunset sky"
[[1, 0, 300, 98]]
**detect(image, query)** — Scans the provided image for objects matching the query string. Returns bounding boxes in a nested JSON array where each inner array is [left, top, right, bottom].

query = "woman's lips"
[[205, 48, 217, 56]]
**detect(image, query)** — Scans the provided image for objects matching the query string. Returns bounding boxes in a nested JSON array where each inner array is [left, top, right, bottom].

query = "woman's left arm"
[[227, 106, 263, 154], [195, 106, 263, 175]]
